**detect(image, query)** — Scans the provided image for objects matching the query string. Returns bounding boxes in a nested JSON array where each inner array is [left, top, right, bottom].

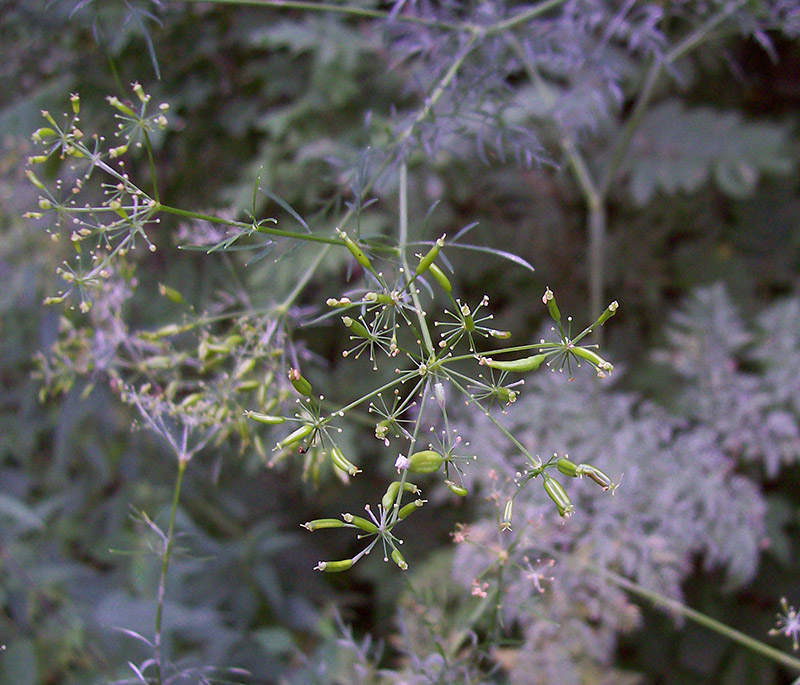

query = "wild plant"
[[17, 0, 800, 682]]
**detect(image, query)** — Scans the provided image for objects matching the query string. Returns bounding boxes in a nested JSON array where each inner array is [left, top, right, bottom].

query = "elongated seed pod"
[[336, 229, 373, 270], [315, 559, 354, 572], [342, 513, 378, 533], [428, 262, 452, 294], [276, 424, 314, 449], [302, 518, 346, 531], [407, 449, 444, 474], [482, 353, 547, 373], [595, 301, 619, 326], [381, 481, 420, 511], [398, 499, 424, 520], [342, 316, 371, 339], [391, 548, 408, 570], [542, 475, 574, 517], [576, 463, 613, 490], [570, 347, 613, 372], [556, 457, 579, 477], [542, 288, 561, 323], [446, 481, 468, 497], [288, 368, 313, 396], [245, 411, 286, 425], [330, 446, 361, 476], [501, 498, 514, 530], [415, 235, 446, 276]]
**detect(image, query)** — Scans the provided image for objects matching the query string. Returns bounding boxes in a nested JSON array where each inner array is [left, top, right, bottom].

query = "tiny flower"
[[769, 597, 800, 651]]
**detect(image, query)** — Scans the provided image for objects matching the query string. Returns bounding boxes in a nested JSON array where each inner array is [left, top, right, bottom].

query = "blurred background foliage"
[[3, 0, 800, 683]]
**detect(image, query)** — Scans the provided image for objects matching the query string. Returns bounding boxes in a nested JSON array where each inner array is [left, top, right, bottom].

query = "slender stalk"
[[177, 0, 464, 31], [153, 458, 188, 685], [398, 162, 435, 355], [581, 561, 800, 675], [598, 0, 747, 196]]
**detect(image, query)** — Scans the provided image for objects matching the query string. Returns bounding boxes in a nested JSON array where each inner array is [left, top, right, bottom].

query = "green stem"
[[583, 562, 800, 675], [177, 0, 464, 31], [153, 458, 188, 685], [157, 204, 342, 246], [399, 162, 435, 355], [598, 0, 746, 196]]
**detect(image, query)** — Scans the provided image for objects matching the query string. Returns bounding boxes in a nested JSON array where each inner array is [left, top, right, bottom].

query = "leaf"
[[623, 100, 793, 205], [446, 242, 535, 273]]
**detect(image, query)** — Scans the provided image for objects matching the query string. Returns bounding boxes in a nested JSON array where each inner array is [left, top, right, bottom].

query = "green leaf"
[[623, 100, 793, 205]]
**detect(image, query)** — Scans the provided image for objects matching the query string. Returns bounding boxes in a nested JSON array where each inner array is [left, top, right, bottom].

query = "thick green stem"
[[153, 458, 188, 685]]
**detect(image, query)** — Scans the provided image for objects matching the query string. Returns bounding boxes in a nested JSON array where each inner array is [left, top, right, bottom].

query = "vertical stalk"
[[153, 458, 188, 685]]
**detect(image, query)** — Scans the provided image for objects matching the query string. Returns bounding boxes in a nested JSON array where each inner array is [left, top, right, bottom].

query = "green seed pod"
[[336, 229, 373, 270], [342, 513, 378, 533], [542, 475, 574, 518], [576, 463, 614, 491], [233, 358, 256, 380], [570, 347, 613, 373], [330, 446, 361, 476], [415, 235, 446, 276], [489, 329, 512, 339], [381, 481, 420, 511], [179, 392, 204, 408], [288, 368, 313, 396], [342, 316, 371, 339], [302, 518, 346, 531], [364, 292, 395, 305], [25, 170, 46, 190], [595, 300, 619, 327], [315, 559, 354, 572], [542, 288, 561, 323], [276, 423, 314, 449], [398, 499, 424, 520], [428, 262, 452, 294], [391, 548, 408, 570], [158, 283, 183, 304], [245, 411, 286, 425], [496, 387, 518, 404], [501, 498, 514, 531], [446, 481, 468, 497], [32, 127, 57, 142], [556, 457, 579, 478], [482, 354, 547, 373], [407, 449, 444, 474]]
